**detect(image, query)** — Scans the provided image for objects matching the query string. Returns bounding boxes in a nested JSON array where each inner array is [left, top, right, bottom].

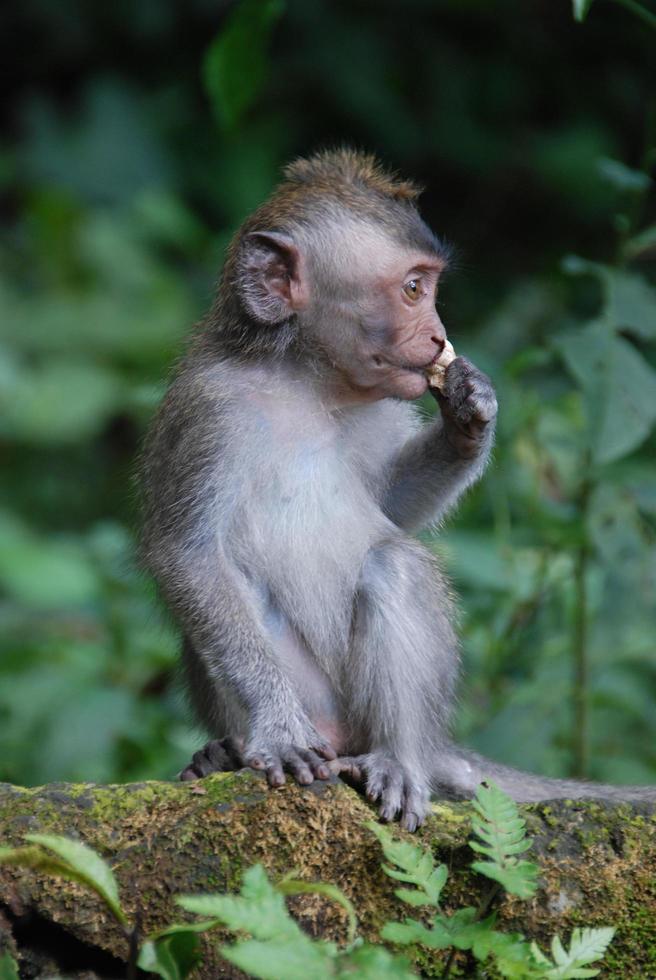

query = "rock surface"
[[1, 772, 655, 978]]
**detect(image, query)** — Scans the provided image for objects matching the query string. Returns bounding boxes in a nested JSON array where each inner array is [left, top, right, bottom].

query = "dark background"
[[1, 0, 655, 789]]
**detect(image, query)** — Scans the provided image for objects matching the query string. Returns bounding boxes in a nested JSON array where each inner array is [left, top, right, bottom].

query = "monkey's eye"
[[403, 279, 422, 301]]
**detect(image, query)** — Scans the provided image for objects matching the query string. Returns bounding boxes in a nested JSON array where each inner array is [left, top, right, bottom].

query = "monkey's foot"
[[180, 734, 338, 788], [331, 753, 429, 832], [245, 739, 337, 788], [179, 737, 243, 781]]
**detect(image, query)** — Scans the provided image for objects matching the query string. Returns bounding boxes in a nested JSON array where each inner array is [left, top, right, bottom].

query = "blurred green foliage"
[[0, 0, 654, 788]]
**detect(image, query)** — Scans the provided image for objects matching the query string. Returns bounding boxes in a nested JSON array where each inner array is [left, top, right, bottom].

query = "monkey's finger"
[[205, 739, 237, 770], [312, 742, 337, 761], [378, 771, 404, 822], [220, 736, 246, 769], [365, 769, 387, 804], [400, 785, 429, 832], [400, 810, 421, 833], [181, 746, 226, 779], [296, 748, 331, 780], [327, 756, 364, 784], [265, 763, 286, 787], [281, 748, 315, 785], [244, 751, 284, 787], [179, 765, 201, 781]]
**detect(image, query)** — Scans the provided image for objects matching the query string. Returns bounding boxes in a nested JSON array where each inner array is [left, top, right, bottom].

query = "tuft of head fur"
[[282, 148, 422, 203]]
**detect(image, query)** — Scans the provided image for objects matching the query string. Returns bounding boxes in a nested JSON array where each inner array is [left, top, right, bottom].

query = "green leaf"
[[278, 878, 357, 944], [0, 842, 126, 925], [336, 943, 416, 979], [624, 223, 656, 260], [221, 937, 334, 980], [561, 254, 602, 277], [147, 920, 223, 938], [0, 953, 19, 980], [606, 271, 656, 340], [382, 915, 455, 950], [178, 864, 301, 941], [24, 834, 126, 924], [530, 927, 615, 978], [561, 258, 656, 340], [469, 783, 539, 898], [179, 865, 341, 979], [470, 858, 540, 899], [597, 157, 651, 193], [367, 822, 447, 906], [0, 359, 122, 445], [138, 932, 202, 980], [558, 321, 656, 464], [572, 0, 595, 21], [0, 514, 100, 609], [203, 0, 286, 129]]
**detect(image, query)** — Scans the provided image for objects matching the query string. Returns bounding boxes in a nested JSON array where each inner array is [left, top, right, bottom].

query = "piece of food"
[[425, 339, 456, 391]]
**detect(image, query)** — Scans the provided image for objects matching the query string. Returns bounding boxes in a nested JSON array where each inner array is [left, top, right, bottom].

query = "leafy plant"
[[0, 954, 19, 980], [371, 782, 613, 978], [572, 0, 595, 22], [171, 864, 413, 980], [469, 781, 539, 899], [0, 833, 126, 925], [530, 928, 617, 979], [203, 0, 286, 129]]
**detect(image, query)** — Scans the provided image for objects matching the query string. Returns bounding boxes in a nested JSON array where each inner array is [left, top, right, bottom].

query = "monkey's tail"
[[433, 743, 656, 804]]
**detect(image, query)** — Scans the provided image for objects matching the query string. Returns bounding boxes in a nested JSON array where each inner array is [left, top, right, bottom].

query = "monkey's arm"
[[381, 357, 497, 531]]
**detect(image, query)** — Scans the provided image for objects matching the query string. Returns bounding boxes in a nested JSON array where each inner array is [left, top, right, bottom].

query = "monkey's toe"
[[245, 740, 338, 788], [178, 738, 240, 781], [296, 747, 331, 779], [179, 765, 200, 781], [400, 810, 422, 833]]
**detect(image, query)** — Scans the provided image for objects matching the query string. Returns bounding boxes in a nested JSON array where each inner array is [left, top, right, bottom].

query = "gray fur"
[[140, 150, 655, 831]]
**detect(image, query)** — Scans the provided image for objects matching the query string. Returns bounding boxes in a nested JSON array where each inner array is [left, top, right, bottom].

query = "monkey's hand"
[[329, 752, 430, 832], [433, 356, 498, 458]]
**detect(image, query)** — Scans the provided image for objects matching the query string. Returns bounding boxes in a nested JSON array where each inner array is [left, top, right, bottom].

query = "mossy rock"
[[0, 774, 655, 977]]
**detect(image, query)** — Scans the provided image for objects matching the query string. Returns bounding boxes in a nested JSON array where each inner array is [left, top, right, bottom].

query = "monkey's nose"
[[431, 335, 445, 353]]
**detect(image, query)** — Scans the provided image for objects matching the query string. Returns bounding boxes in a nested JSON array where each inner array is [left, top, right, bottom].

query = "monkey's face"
[[354, 257, 447, 400], [234, 218, 448, 402], [304, 230, 448, 402]]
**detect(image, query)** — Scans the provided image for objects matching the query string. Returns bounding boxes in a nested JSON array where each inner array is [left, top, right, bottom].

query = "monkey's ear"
[[237, 231, 309, 324]]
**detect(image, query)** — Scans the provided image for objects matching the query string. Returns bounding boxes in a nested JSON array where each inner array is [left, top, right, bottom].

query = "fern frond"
[[368, 822, 447, 907], [469, 782, 539, 899], [530, 927, 615, 978]]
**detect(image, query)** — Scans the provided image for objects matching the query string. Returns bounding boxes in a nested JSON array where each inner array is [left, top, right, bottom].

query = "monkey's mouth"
[[374, 355, 435, 375]]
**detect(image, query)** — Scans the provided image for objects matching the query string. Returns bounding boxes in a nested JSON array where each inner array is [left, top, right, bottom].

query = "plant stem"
[[126, 906, 141, 980], [611, 0, 656, 29], [442, 882, 501, 978], [442, 948, 457, 979], [572, 471, 592, 779], [477, 882, 502, 919]]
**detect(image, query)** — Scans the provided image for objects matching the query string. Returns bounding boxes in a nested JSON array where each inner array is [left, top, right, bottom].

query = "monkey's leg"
[[171, 582, 337, 789], [344, 536, 457, 831]]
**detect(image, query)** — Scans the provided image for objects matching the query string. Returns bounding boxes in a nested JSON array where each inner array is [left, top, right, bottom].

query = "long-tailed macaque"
[[140, 149, 656, 830]]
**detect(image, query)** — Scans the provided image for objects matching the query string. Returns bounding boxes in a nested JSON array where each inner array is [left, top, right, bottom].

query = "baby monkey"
[[140, 149, 655, 830]]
